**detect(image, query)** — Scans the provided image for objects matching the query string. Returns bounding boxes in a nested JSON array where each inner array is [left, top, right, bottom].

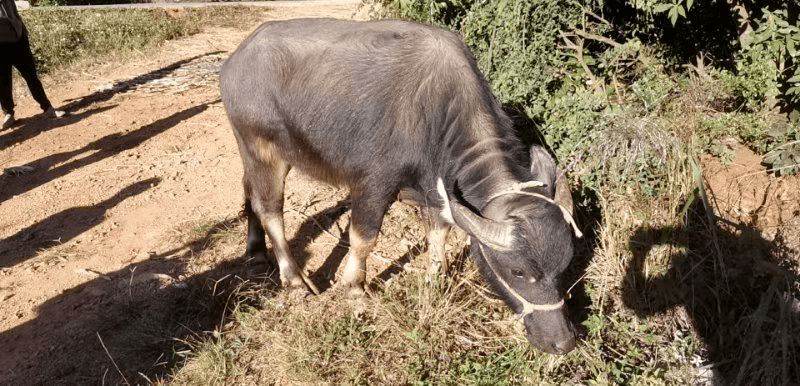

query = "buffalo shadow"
[[0, 214, 283, 385], [0, 185, 363, 384], [284, 198, 352, 292], [623, 198, 799, 384], [0, 101, 217, 205]]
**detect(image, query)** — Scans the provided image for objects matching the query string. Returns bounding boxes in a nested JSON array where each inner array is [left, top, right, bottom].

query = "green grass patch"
[[20, 6, 264, 74]]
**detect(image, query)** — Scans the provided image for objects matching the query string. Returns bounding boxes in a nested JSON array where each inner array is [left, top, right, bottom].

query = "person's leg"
[[0, 43, 14, 117], [11, 35, 55, 113], [0, 45, 15, 128]]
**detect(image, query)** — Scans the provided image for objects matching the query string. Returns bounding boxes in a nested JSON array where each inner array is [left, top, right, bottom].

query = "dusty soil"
[[0, 1, 798, 384], [702, 143, 800, 254]]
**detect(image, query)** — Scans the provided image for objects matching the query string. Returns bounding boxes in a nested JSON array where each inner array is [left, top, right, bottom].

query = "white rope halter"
[[487, 182, 583, 238], [435, 178, 568, 318], [478, 243, 564, 317]]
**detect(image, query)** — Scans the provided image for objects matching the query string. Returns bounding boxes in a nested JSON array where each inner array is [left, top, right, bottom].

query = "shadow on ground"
[[0, 192, 371, 384], [0, 178, 160, 268], [1, 101, 217, 207], [0, 51, 224, 152], [0, 105, 114, 151], [0, 216, 265, 384], [288, 199, 351, 291], [61, 51, 224, 112], [623, 199, 799, 384]]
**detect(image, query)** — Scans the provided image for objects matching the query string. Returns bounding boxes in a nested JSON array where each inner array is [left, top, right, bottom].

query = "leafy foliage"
[[654, 0, 692, 26], [359, 0, 800, 384], [460, 0, 587, 116]]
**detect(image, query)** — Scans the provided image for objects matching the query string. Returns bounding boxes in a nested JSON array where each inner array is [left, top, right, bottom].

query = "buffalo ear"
[[450, 200, 515, 251], [528, 146, 557, 197], [529, 145, 574, 216], [553, 171, 574, 216]]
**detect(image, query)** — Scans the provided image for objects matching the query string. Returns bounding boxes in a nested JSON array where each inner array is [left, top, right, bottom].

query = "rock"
[[74, 268, 109, 280]]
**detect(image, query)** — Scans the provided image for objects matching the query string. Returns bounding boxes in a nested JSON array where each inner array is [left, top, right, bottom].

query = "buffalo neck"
[[443, 117, 533, 215]]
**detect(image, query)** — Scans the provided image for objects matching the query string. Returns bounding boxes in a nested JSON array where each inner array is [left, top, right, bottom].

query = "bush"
[[362, 1, 800, 384]]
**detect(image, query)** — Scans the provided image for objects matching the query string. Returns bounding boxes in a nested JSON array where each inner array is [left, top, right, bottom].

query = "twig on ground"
[[97, 332, 130, 386]]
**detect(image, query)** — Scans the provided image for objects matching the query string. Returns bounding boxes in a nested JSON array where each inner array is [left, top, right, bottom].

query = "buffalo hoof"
[[347, 284, 366, 299], [332, 280, 367, 299], [248, 250, 269, 264], [281, 270, 320, 296]]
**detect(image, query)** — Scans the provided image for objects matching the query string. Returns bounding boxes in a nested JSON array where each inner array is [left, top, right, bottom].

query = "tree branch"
[[572, 29, 621, 48]]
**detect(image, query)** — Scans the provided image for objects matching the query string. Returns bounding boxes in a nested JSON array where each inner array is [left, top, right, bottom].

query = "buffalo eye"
[[511, 269, 524, 278]]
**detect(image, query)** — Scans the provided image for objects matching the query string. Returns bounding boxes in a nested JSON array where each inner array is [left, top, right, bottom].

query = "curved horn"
[[450, 201, 515, 251], [436, 178, 515, 250]]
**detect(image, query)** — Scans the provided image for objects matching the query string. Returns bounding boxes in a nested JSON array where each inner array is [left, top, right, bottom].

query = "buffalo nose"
[[551, 338, 576, 355]]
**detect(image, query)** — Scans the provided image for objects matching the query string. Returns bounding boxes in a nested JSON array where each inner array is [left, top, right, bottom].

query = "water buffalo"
[[220, 18, 581, 354]]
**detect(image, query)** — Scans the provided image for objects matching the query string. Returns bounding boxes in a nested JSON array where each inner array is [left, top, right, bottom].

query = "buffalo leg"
[[244, 147, 319, 295], [243, 198, 268, 263], [425, 213, 451, 277], [340, 186, 392, 297]]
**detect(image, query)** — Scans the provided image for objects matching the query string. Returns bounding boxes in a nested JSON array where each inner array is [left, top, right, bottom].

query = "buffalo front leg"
[[427, 220, 451, 277], [340, 227, 377, 298], [340, 187, 391, 298]]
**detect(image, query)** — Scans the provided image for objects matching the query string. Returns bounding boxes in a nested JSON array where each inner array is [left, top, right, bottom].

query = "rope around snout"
[[436, 178, 567, 318], [477, 243, 565, 318]]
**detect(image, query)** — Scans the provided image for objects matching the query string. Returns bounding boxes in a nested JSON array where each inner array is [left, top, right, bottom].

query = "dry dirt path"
[[0, 1, 402, 384]]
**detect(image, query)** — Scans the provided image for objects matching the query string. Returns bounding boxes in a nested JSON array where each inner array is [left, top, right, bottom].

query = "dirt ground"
[[0, 1, 397, 384], [1, 1, 798, 384], [702, 144, 800, 246]]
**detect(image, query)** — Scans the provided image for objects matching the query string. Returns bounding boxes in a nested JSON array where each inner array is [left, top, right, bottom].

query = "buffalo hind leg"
[[244, 152, 320, 295], [243, 199, 268, 264], [340, 187, 392, 298]]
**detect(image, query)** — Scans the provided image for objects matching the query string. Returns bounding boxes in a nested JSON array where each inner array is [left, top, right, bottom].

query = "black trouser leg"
[[0, 44, 13, 116], [12, 35, 52, 112]]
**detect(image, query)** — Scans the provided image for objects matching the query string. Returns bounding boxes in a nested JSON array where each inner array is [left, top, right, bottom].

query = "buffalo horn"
[[450, 201, 514, 251]]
